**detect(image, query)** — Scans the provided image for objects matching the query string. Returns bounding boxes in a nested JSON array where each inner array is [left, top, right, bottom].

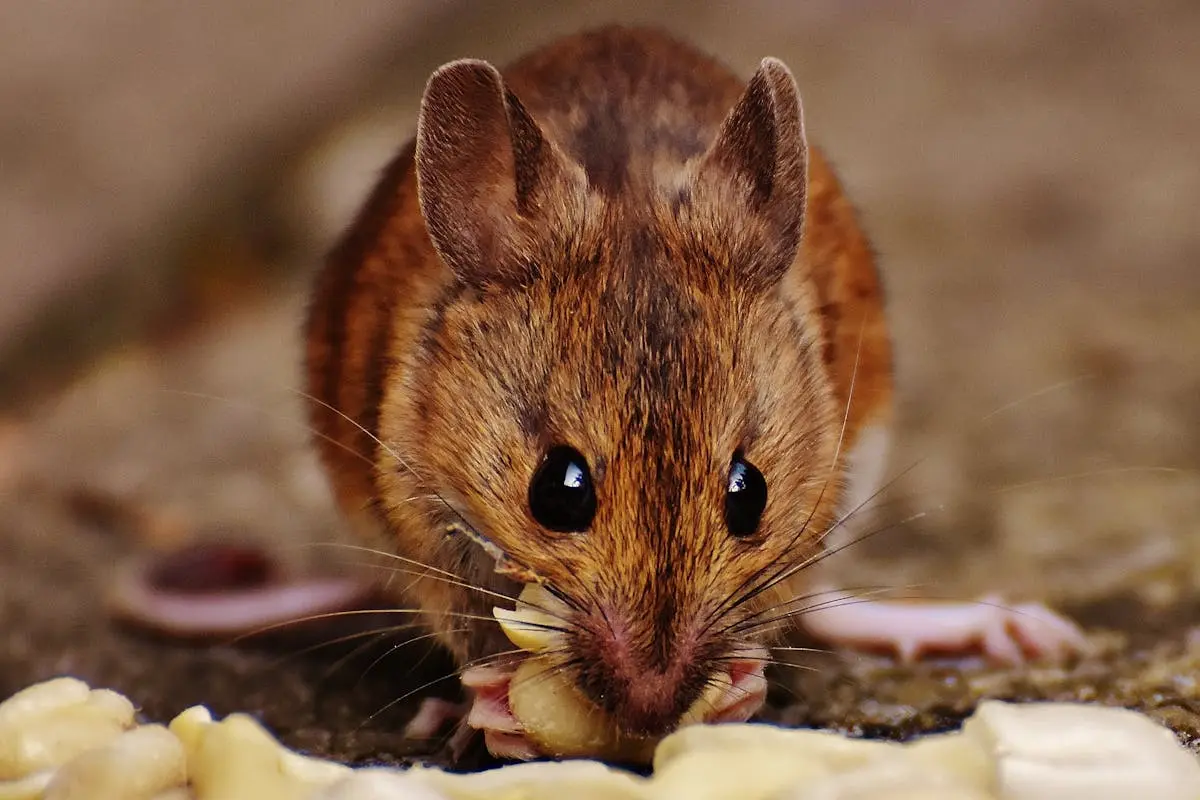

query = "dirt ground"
[[2, 1, 1199, 769]]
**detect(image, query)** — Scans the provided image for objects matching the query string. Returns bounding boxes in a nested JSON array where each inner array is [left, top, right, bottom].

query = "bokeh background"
[[3, 0, 1199, 762]]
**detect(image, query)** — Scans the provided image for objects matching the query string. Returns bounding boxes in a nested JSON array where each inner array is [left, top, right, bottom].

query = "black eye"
[[528, 445, 596, 533], [724, 453, 767, 538]]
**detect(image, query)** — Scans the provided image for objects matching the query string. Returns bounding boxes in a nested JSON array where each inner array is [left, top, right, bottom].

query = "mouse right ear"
[[687, 58, 809, 290], [415, 59, 586, 288]]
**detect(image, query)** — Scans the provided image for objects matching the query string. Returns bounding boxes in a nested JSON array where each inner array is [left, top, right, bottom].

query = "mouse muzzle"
[[568, 605, 766, 737]]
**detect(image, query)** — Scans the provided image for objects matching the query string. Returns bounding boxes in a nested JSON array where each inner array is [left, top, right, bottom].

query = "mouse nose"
[[573, 615, 707, 737], [600, 666, 700, 736]]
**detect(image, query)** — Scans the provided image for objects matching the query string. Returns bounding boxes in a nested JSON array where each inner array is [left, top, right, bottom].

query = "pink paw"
[[800, 593, 1088, 666], [402, 667, 537, 760], [459, 665, 541, 761], [693, 652, 770, 724]]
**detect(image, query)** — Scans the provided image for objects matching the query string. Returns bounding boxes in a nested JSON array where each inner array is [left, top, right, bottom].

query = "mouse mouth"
[[490, 585, 769, 758]]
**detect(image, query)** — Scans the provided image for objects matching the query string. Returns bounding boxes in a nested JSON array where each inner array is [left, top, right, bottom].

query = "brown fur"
[[304, 26, 891, 735]]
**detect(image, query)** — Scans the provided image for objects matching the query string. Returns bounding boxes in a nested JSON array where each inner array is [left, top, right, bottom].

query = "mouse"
[[301, 25, 1087, 760]]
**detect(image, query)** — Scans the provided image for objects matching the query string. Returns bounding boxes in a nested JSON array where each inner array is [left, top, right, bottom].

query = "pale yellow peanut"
[[774, 757, 994, 800], [963, 700, 1200, 800], [170, 707, 349, 800], [655, 722, 896, 771], [4, 677, 1199, 799], [650, 747, 833, 799], [0, 681, 135, 781], [412, 761, 647, 800], [900, 731, 996, 791], [0, 771, 54, 800], [494, 583, 566, 654], [311, 769, 453, 800], [43, 725, 186, 800], [0, 701, 135, 780], [0, 680, 91, 729], [508, 658, 656, 763]]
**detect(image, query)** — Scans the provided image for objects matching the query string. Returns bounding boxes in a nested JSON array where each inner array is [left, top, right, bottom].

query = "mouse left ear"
[[688, 58, 808, 289], [415, 59, 586, 288]]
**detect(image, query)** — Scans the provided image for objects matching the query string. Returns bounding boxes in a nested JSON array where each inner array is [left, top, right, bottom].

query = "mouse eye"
[[725, 453, 767, 538], [528, 445, 596, 533]]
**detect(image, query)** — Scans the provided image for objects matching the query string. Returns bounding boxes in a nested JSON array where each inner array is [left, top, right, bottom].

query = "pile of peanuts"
[[2, 675, 1198, 800]]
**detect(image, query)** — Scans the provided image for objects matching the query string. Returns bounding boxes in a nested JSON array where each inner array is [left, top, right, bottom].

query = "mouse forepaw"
[[403, 668, 541, 761], [458, 665, 543, 761], [799, 593, 1089, 666]]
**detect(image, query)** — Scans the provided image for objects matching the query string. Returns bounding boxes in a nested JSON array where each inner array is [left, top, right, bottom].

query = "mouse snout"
[[600, 663, 694, 737], [572, 610, 711, 737]]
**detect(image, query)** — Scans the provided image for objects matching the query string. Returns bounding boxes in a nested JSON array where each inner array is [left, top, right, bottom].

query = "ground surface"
[[2, 1, 1199, 769]]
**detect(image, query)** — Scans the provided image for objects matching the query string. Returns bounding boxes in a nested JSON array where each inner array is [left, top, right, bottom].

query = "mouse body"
[[304, 26, 1083, 759]]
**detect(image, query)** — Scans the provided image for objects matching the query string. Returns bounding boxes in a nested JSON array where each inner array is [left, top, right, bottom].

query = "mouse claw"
[[976, 594, 1091, 664], [799, 592, 1089, 666]]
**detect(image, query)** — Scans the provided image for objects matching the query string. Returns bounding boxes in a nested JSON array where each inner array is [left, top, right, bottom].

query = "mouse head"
[[391, 56, 841, 736]]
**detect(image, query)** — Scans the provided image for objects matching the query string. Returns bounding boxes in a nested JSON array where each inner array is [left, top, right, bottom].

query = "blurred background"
[[2, 0, 1199, 757]]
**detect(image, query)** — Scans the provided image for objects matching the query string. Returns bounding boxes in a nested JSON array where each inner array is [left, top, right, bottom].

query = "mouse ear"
[[689, 58, 808, 288], [415, 59, 584, 288]]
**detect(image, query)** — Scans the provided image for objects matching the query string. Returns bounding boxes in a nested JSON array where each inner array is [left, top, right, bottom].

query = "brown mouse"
[[303, 26, 1085, 760]]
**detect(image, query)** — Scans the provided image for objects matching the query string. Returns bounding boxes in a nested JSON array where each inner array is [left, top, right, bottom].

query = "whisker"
[[356, 646, 535, 731], [159, 387, 575, 619], [800, 464, 1192, 579], [700, 319, 870, 638], [301, 542, 582, 628], [261, 621, 425, 668], [308, 627, 467, 702], [709, 653, 823, 676], [305, 541, 513, 600], [726, 583, 921, 637], [226, 604, 539, 649], [295, 388, 590, 609], [734, 594, 911, 638], [156, 388, 378, 472], [991, 465, 1190, 494], [722, 589, 901, 642], [290, 389, 500, 546], [354, 628, 468, 688], [501, 650, 583, 696], [707, 367, 1141, 638], [721, 498, 936, 634], [977, 373, 1095, 425]]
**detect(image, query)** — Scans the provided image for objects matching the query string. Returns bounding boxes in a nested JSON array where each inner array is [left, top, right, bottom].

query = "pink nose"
[[573, 624, 707, 737], [601, 668, 700, 736]]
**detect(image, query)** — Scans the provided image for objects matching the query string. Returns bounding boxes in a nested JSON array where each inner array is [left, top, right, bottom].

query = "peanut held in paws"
[[492, 583, 751, 763]]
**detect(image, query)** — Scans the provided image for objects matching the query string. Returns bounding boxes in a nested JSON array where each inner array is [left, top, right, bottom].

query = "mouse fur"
[[304, 25, 892, 738]]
